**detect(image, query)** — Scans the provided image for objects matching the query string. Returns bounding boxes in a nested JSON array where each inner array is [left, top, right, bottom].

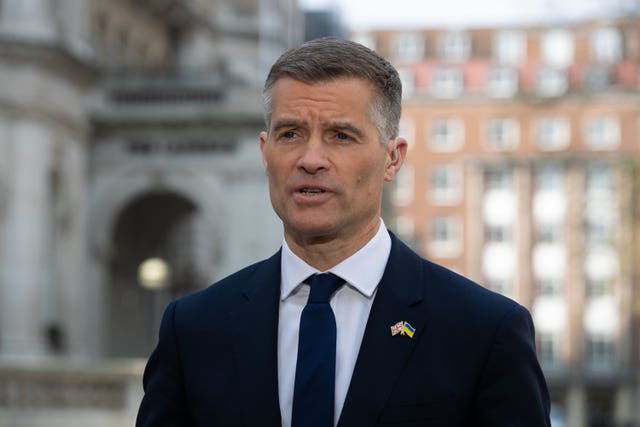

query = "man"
[[137, 37, 551, 426]]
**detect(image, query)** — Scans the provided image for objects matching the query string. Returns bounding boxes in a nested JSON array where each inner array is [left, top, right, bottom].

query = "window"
[[493, 30, 526, 65], [397, 68, 415, 99], [392, 33, 425, 62], [438, 31, 471, 62], [583, 117, 620, 150], [486, 67, 518, 98], [586, 333, 615, 370], [392, 164, 413, 206], [431, 68, 463, 98], [535, 164, 564, 191], [584, 67, 613, 90], [537, 68, 568, 97], [394, 215, 415, 240], [485, 118, 519, 151], [485, 278, 509, 295], [429, 163, 462, 205], [534, 117, 570, 151], [484, 166, 512, 191], [428, 118, 465, 152], [586, 278, 609, 298], [538, 332, 560, 366], [537, 278, 562, 296], [428, 216, 461, 257], [585, 221, 613, 245], [398, 118, 415, 144], [586, 163, 614, 193], [485, 225, 510, 242], [590, 27, 622, 64], [536, 222, 563, 243], [541, 29, 574, 68], [351, 32, 376, 51]]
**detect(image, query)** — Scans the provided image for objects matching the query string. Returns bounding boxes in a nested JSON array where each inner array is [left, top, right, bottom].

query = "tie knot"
[[306, 273, 344, 303]]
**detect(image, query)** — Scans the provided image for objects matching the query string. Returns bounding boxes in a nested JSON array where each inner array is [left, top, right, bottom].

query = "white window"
[[428, 216, 461, 257], [534, 117, 570, 151], [397, 68, 415, 99], [431, 68, 463, 98], [485, 118, 519, 151], [392, 164, 413, 206], [493, 30, 526, 65], [541, 29, 574, 68], [398, 118, 415, 146], [392, 33, 425, 62], [583, 116, 620, 150], [394, 215, 415, 240], [537, 68, 568, 97], [486, 67, 518, 98], [590, 27, 622, 64], [429, 163, 462, 205], [428, 118, 465, 152], [438, 31, 471, 62], [350, 32, 376, 51]]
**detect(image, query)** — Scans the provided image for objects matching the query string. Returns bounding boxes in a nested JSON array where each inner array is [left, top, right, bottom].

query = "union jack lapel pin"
[[391, 321, 416, 338]]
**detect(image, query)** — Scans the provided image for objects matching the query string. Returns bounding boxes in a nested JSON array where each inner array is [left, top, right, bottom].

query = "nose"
[[296, 137, 329, 174]]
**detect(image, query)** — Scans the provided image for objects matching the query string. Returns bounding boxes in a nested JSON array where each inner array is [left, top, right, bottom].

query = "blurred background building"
[[366, 18, 640, 427], [1, 0, 640, 426], [0, 0, 301, 425]]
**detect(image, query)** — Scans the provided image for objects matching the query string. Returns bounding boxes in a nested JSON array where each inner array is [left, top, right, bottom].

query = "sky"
[[300, 0, 635, 30]]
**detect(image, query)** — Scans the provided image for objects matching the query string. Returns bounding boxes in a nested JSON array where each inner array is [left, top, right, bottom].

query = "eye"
[[336, 132, 350, 140], [283, 130, 297, 139]]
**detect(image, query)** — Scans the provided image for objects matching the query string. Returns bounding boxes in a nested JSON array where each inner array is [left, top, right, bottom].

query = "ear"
[[384, 137, 408, 182], [259, 131, 268, 172]]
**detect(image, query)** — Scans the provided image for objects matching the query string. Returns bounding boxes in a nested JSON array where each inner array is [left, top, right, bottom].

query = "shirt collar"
[[280, 219, 391, 300]]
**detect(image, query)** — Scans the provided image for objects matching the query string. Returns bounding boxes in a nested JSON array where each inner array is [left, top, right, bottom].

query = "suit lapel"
[[338, 235, 427, 427], [229, 251, 283, 427]]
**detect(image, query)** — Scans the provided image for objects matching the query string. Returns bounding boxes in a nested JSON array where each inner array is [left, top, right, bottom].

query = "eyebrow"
[[271, 118, 305, 133], [270, 118, 365, 139], [327, 121, 365, 139]]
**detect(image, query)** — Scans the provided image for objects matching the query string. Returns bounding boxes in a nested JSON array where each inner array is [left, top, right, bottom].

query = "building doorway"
[[107, 192, 202, 357]]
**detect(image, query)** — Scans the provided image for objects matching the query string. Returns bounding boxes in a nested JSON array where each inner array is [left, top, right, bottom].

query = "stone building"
[[0, 0, 301, 425], [358, 18, 640, 427]]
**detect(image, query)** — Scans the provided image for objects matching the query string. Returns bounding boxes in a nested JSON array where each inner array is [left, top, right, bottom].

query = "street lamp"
[[138, 257, 171, 291]]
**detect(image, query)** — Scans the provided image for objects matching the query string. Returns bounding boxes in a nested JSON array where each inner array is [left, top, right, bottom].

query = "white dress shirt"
[[277, 219, 392, 427]]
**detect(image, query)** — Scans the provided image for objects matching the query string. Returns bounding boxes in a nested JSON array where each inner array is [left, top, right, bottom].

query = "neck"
[[284, 219, 381, 271]]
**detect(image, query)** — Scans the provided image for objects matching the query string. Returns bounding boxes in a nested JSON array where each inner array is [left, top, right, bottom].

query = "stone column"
[[0, 0, 58, 41], [0, 119, 52, 357], [566, 384, 586, 427]]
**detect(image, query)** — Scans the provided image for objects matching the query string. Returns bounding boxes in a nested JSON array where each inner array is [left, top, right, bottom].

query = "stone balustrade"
[[0, 357, 145, 427]]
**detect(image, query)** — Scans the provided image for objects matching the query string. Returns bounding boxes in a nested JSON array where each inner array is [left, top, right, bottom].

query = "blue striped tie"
[[292, 273, 345, 427]]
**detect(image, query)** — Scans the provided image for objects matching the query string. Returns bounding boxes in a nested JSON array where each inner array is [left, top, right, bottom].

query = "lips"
[[299, 188, 326, 195]]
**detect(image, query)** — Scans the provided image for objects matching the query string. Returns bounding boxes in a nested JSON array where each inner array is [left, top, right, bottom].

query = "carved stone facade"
[[0, 0, 301, 425]]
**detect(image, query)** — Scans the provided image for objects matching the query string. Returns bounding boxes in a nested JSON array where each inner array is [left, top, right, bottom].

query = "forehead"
[[269, 77, 376, 121]]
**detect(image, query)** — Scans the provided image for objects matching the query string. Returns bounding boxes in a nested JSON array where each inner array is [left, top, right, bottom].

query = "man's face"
[[260, 77, 406, 246]]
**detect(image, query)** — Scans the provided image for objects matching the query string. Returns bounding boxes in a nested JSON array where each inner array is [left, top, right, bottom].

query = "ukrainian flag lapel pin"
[[402, 321, 415, 338], [390, 321, 415, 338]]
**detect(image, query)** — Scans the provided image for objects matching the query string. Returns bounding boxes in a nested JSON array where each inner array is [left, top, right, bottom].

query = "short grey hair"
[[262, 37, 402, 143]]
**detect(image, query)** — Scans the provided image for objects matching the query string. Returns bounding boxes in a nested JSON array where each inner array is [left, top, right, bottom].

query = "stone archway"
[[106, 191, 202, 357], [83, 169, 225, 358]]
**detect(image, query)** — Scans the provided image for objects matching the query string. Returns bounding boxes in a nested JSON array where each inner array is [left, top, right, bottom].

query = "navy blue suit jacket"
[[137, 233, 550, 426]]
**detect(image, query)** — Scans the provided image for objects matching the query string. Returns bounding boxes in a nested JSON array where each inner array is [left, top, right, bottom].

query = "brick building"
[[356, 19, 640, 426]]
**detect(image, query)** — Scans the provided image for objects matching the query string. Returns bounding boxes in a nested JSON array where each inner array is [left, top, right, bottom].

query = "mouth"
[[299, 188, 326, 195]]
